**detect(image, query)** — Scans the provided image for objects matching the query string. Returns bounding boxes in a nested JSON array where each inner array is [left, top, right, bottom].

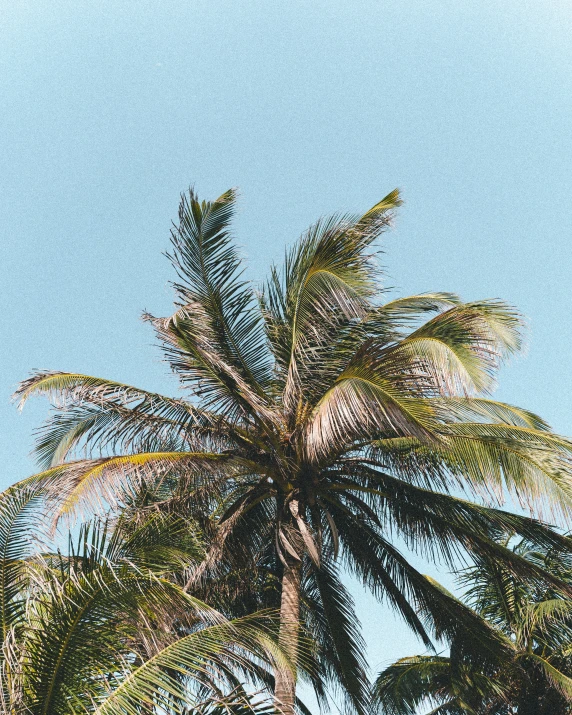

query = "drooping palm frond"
[[336, 463, 572, 573], [370, 292, 461, 331], [395, 300, 523, 394], [376, 538, 572, 715], [92, 612, 286, 715], [373, 652, 512, 715], [304, 364, 438, 459], [320, 492, 503, 659], [373, 656, 462, 715], [368, 426, 572, 518], [304, 558, 370, 715], [303, 300, 528, 459], [0, 482, 46, 642], [428, 396, 551, 430]]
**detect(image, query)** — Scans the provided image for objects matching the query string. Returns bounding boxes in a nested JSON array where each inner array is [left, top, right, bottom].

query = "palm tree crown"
[[15, 187, 572, 714]]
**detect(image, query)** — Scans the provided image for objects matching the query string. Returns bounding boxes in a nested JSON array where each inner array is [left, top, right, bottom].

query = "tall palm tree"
[[15, 187, 572, 714], [0, 480, 285, 714], [374, 539, 572, 714]]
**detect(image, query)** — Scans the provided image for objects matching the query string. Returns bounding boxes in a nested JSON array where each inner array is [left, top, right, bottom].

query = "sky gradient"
[[2, 1, 572, 710]]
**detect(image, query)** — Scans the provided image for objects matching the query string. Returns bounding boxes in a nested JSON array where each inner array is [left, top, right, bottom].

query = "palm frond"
[[341, 464, 572, 576], [369, 426, 572, 519], [373, 656, 455, 715], [0, 482, 47, 642], [14, 371, 233, 467], [397, 300, 523, 394], [428, 397, 551, 431], [329, 501, 514, 661], [309, 559, 370, 715], [166, 187, 273, 394], [521, 653, 572, 702], [305, 373, 437, 459], [262, 190, 400, 406], [92, 612, 286, 715], [19, 452, 236, 525], [150, 308, 280, 428]]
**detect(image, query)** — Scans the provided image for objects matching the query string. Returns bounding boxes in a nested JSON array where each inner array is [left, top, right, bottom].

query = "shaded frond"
[[309, 560, 370, 715], [0, 482, 47, 642], [373, 656, 455, 715]]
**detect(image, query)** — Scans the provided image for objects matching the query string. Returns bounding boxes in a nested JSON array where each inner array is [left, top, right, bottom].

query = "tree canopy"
[[11, 187, 572, 714]]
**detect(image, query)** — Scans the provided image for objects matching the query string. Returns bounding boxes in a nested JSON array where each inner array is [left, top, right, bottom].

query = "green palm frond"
[[428, 397, 551, 430], [20, 508, 228, 714], [373, 292, 461, 326], [263, 190, 400, 404], [28, 451, 239, 524], [15, 371, 233, 467], [305, 374, 437, 459], [369, 427, 572, 516], [307, 559, 370, 715], [0, 483, 46, 639], [378, 536, 572, 714], [373, 655, 456, 715], [166, 188, 273, 394], [92, 612, 286, 715], [14, 371, 156, 409], [342, 464, 572, 576], [519, 653, 572, 702], [401, 300, 523, 392], [0, 481, 285, 715], [107, 510, 205, 574], [373, 653, 509, 715]]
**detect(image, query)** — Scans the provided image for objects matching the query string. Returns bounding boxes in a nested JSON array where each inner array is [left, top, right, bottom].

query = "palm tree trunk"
[[274, 556, 301, 715]]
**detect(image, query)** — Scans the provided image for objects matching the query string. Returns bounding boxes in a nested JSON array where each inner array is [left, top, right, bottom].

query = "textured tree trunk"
[[274, 556, 302, 715]]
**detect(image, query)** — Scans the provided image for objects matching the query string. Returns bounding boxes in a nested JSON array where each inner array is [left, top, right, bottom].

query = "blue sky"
[[2, 0, 572, 709]]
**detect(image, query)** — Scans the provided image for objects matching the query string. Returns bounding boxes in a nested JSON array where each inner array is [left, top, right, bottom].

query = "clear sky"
[[2, 0, 572, 710]]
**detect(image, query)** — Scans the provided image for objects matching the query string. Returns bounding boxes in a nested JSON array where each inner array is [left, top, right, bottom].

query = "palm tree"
[[106, 470, 368, 714], [15, 187, 572, 714], [374, 539, 572, 714], [0, 480, 286, 714]]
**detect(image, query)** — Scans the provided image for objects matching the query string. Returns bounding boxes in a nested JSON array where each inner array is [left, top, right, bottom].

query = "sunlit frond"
[[305, 372, 437, 458], [262, 190, 400, 405], [369, 426, 572, 520], [23, 452, 236, 525], [397, 300, 523, 394]]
